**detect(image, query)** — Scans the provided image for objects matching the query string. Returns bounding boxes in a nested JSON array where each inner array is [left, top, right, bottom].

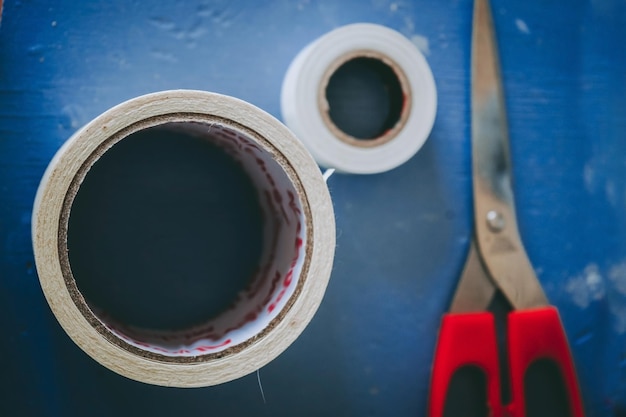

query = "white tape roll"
[[32, 90, 335, 387], [281, 23, 437, 174]]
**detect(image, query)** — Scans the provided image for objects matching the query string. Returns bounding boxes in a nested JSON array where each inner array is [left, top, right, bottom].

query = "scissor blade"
[[472, 0, 512, 205], [450, 241, 496, 313], [471, 0, 548, 309]]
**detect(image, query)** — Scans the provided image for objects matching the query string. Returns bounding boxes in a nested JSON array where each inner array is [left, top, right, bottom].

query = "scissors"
[[428, 1, 586, 416]]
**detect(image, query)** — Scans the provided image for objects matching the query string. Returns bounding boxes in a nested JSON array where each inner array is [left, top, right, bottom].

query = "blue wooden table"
[[1, 0, 625, 415]]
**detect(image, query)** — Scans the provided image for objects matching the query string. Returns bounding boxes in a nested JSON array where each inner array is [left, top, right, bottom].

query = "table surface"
[[1, 0, 625, 416]]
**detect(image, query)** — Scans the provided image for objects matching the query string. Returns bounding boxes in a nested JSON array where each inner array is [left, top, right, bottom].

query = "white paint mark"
[[149, 16, 176, 30], [188, 23, 207, 40], [51, 20, 57, 27], [606, 180, 617, 206], [610, 302, 626, 334], [403, 16, 415, 34], [565, 264, 605, 308], [583, 162, 595, 192], [390, 2, 398, 12], [151, 50, 178, 63], [609, 262, 626, 295], [515, 18, 530, 34], [27, 44, 44, 56], [591, 0, 615, 17], [370, 0, 387, 9], [61, 104, 87, 130], [394, 220, 408, 230], [410, 34, 430, 56], [608, 261, 626, 333]]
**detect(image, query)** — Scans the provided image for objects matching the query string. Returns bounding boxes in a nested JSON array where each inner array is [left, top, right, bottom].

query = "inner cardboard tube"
[[318, 50, 411, 148]]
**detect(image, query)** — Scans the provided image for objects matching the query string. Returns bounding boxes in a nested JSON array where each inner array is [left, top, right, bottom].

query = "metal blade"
[[450, 241, 496, 313], [471, 0, 548, 309]]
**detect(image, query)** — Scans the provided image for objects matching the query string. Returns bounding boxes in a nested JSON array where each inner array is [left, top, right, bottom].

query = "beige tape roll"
[[32, 90, 335, 387]]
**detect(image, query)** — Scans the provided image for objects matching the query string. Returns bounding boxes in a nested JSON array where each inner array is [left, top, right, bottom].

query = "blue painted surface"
[[0, 0, 625, 415]]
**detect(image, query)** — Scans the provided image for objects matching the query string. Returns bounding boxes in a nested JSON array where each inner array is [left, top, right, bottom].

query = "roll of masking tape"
[[281, 23, 437, 174], [32, 90, 335, 387]]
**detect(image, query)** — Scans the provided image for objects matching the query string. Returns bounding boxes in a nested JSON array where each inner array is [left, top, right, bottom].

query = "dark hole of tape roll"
[[67, 126, 264, 331], [325, 57, 404, 141]]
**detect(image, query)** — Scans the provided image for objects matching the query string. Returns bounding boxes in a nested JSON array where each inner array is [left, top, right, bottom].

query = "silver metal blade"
[[471, 0, 548, 309]]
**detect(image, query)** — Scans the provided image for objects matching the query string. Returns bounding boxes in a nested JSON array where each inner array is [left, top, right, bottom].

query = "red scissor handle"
[[428, 312, 502, 417], [507, 306, 585, 417], [428, 308, 585, 417]]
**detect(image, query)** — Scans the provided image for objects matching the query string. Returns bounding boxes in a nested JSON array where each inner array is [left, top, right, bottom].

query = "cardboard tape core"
[[319, 50, 411, 148]]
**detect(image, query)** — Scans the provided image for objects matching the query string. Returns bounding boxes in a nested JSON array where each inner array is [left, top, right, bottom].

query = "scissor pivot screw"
[[486, 210, 505, 232]]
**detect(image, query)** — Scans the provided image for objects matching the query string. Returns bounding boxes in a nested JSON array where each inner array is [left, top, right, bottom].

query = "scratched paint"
[[584, 157, 623, 207], [410, 34, 430, 55], [566, 262, 626, 335], [566, 264, 605, 309], [514, 18, 530, 34], [609, 262, 626, 334]]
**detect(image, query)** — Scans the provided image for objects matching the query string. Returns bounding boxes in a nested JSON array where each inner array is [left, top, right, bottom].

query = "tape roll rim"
[[281, 23, 437, 174], [32, 90, 336, 387]]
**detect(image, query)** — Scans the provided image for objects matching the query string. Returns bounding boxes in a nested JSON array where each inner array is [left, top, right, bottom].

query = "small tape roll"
[[281, 23, 437, 174], [32, 90, 335, 387]]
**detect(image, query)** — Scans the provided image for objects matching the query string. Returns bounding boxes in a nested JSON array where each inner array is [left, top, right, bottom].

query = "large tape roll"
[[32, 90, 335, 387], [281, 23, 437, 174]]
